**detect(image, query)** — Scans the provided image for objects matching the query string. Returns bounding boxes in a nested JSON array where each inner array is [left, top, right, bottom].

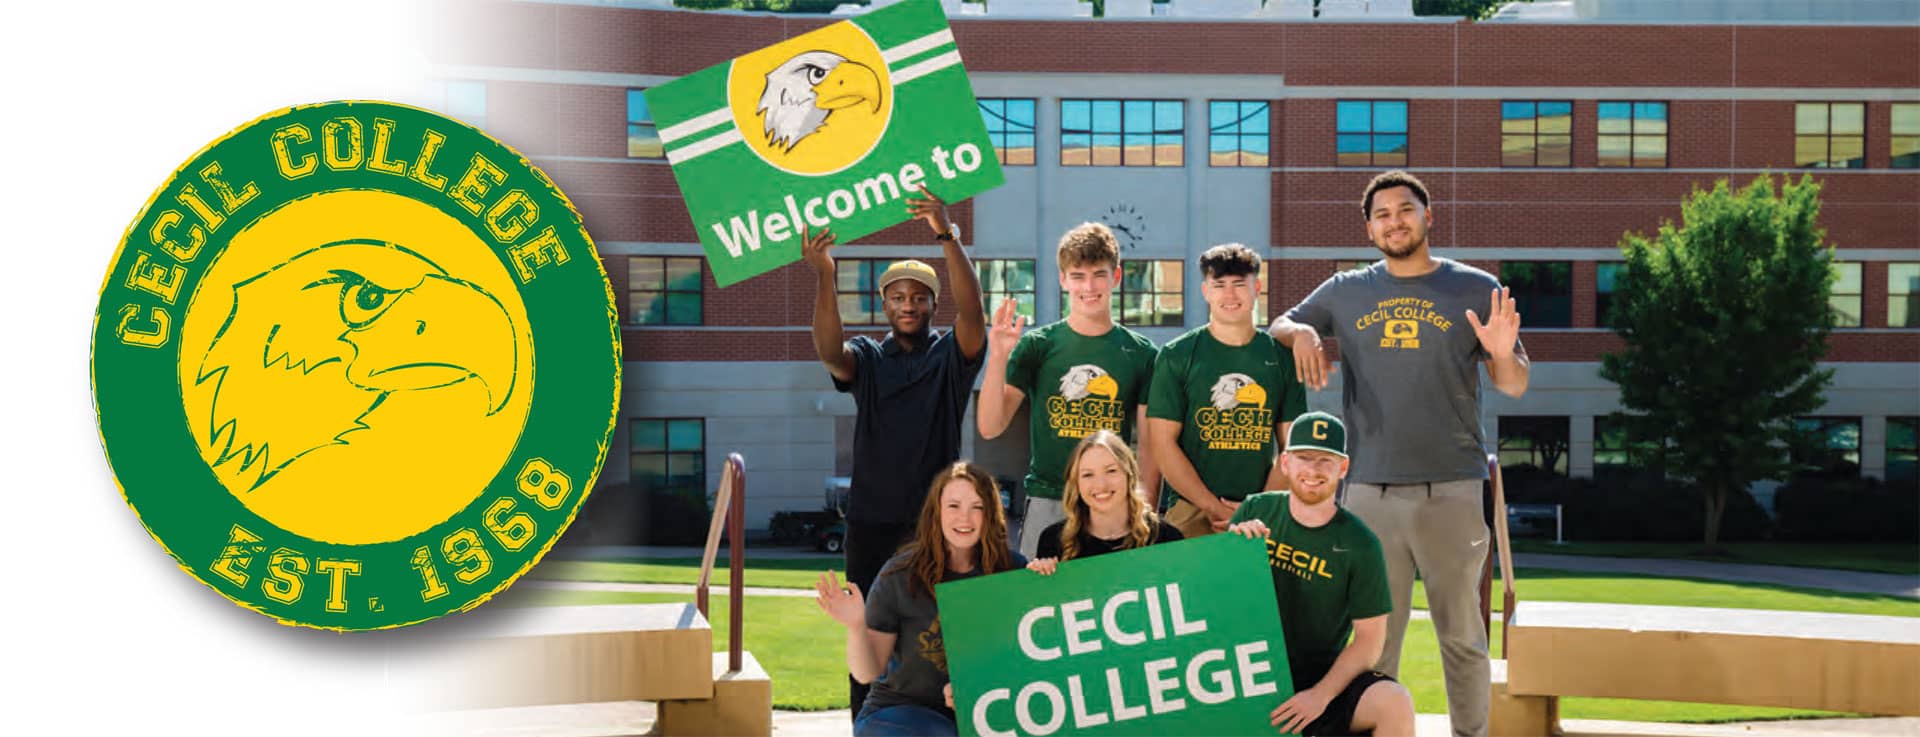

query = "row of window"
[[630, 257, 1920, 330], [1500, 415, 1920, 484], [615, 90, 1920, 170], [634, 415, 1919, 492]]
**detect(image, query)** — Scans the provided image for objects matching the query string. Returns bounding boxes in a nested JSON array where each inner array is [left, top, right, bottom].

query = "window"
[[1888, 417, 1918, 485], [1793, 417, 1861, 475], [1894, 104, 1920, 169], [1596, 262, 1626, 327], [836, 259, 885, 326], [1597, 101, 1667, 168], [976, 259, 1037, 322], [1498, 416, 1570, 476], [1501, 261, 1572, 328], [631, 418, 705, 497], [1062, 99, 1183, 167], [1119, 260, 1184, 326], [1209, 100, 1271, 167], [979, 98, 1036, 166], [445, 81, 487, 129], [1889, 263, 1920, 328], [1501, 101, 1572, 167], [1593, 415, 1661, 474], [1336, 100, 1408, 167], [1831, 262, 1862, 328], [629, 257, 702, 325], [628, 88, 662, 159], [1795, 102, 1865, 168]]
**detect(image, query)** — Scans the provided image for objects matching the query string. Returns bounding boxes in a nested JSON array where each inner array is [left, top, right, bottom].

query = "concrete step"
[[1507, 601, 1920, 717], [658, 651, 774, 737], [418, 603, 716, 709]]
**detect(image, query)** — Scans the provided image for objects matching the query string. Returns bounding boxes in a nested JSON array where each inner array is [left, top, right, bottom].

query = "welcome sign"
[[644, 0, 1004, 286], [938, 534, 1293, 737]]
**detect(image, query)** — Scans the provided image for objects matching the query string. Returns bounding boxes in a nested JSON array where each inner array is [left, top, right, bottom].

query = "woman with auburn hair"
[[815, 461, 1025, 737], [1029, 429, 1183, 575]]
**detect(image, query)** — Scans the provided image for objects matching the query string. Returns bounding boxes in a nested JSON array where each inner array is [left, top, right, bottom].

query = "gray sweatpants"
[[1344, 479, 1490, 737]]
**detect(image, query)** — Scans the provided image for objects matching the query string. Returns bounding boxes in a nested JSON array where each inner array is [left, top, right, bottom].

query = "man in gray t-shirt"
[[1270, 171, 1529, 737]]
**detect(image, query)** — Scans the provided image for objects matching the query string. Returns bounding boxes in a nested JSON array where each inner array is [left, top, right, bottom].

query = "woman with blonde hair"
[[816, 461, 1025, 736], [1029, 429, 1182, 575]]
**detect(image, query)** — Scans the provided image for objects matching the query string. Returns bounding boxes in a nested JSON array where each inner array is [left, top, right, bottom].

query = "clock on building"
[[1099, 203, 1147, 250]]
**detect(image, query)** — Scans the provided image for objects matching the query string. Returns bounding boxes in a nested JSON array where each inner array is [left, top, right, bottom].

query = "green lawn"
[[538, 557, 1920, 617], [515, 590, 1870, 721], [1509, 540, 1920, 576]]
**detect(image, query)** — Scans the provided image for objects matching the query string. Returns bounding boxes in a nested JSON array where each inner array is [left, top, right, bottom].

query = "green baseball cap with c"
[[1286, 410, 1348, 458]]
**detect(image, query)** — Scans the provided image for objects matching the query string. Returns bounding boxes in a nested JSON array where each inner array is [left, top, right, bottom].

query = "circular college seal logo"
[[90, 101, 619, 630], [726, 21, 894, 177]]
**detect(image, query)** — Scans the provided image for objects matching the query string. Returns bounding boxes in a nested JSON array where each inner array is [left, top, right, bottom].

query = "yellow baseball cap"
[[878, 260, 940, 299]]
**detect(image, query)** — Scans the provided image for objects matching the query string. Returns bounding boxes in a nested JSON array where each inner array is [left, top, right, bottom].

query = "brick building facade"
[[429, 1, 1919, 539]]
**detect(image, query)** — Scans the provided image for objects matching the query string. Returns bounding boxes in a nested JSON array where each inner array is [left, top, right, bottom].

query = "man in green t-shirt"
[[1228, 411, 1414, 737], [979, 222, 1160, 558], [1146, 244, 1309, 539]]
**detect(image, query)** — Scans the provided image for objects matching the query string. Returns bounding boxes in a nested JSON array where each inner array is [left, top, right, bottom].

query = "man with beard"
[[1227, 411, 1415, 737], [1268, 171, 1528, 737], [803, 185, 987, 720]]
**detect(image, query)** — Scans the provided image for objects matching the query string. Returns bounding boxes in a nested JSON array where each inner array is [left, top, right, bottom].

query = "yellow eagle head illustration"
[[1058, 364, 1119, 402], [756, 50, 882, 153], [192, 239, 518, 493], [1210, 372, 1268, 411]]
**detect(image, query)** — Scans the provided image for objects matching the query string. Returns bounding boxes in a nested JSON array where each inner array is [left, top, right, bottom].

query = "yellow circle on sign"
[[727, 21, 893, 177], [177, 190, 535, 545]]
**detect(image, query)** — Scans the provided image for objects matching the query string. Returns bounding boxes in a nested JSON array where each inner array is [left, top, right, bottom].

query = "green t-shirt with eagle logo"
[[1230, 491, 1393, 689], [1146, 326, 1309, 504], [1007, 321, 1158, 500]]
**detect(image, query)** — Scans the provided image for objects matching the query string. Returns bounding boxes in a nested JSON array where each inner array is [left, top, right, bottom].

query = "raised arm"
[[815, 571, 895, 684], [976, 298, 1029, 438], [907, 185, 985, 360], [803, 225, 856, 384], [1467, 286, 1530, 398]]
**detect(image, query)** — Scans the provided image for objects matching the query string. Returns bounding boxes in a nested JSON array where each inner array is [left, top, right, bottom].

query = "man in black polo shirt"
[[802, 185, 987, 718]]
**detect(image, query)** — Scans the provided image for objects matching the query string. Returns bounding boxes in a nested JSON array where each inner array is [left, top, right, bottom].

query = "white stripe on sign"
[[660, 108, 735, 145], [882, 29, 955, 65], [889, 50, 962, 86], [665, 128, 743, 166]]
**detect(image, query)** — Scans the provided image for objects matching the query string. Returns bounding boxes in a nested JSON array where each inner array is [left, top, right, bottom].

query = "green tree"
[[1599, 174, 1837, 548]]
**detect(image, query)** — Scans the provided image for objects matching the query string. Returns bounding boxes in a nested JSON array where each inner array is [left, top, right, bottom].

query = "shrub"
[[1773, 474, 1920, 542]]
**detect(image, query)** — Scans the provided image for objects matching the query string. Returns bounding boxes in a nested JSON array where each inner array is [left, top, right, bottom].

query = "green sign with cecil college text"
[[644, 0, 1004, 287], [938, 534, 1294, 737]]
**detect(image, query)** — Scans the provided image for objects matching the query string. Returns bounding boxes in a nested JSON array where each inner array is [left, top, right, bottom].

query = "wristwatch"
[[934, 225, 960, 243]]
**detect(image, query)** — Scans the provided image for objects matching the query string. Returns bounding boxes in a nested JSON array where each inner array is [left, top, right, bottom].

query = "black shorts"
[[1301, 670, 1397, 737]]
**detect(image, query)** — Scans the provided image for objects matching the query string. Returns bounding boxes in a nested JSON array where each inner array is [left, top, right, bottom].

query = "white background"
[[1, 2, 460, 733]]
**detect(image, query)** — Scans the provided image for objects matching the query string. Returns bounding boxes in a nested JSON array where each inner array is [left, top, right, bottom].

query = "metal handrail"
[[1487, 455, 1517, 654], [695, 453, 747, 673]]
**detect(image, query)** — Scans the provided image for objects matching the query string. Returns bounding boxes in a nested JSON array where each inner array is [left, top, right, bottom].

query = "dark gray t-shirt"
[[862, 550, 1027, 719], [833, 329, 985, 524], [1285, 258, 1522, 484]]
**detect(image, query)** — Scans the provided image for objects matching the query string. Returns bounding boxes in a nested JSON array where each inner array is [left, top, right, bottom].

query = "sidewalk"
[[418, 703, 1920, 737], [1512, 553, 1920, 599]]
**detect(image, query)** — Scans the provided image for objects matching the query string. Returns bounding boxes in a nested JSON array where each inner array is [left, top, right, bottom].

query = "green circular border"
[[90, 101, 620, 631]]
